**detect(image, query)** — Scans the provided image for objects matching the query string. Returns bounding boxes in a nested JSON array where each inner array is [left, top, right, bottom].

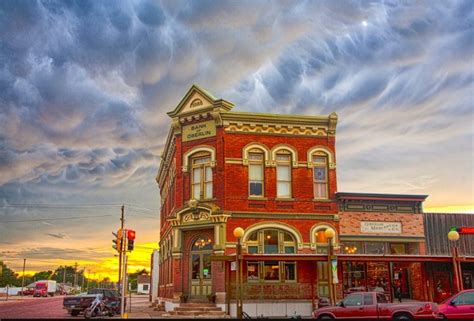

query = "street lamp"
[[448, 228, 463, 293], [233, 227, 245, 319], [324, 228, 337, 306]]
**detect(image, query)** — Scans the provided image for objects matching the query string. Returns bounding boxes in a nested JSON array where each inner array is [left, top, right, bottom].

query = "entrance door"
[[190, 251, 212, 298]]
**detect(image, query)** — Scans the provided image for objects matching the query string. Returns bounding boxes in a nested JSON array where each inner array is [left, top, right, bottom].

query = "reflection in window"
[[343, 242, 363, 254], [390, 243, 406, 255], [366, 242, 385, 254], [248, 150, 264, 197], [284, 262, 296, 281], [264, 230, 279, 254], [247, 262, 259, 281], [263, 261, 279, 281]]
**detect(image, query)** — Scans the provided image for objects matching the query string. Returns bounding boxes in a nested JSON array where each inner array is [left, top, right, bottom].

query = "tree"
[[0, 261, 20, 286]]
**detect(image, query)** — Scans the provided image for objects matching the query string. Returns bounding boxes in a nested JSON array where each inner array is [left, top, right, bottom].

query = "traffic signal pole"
[[118, 205, 124, 289], [121, 230, 127, 319]]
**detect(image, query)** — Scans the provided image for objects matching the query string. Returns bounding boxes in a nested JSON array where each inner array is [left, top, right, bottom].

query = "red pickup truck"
[[313, 292, 437, 320]]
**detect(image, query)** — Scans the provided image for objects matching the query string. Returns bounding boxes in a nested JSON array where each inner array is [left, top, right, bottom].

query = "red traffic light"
[[127, 229, 136, 240]]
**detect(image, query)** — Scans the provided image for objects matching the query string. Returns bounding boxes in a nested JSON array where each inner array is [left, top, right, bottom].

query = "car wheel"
[[318, 315, 334, 320], [84, 308, 95, 319], [393, 313, 413, 321], [70, 310, 80, 317]]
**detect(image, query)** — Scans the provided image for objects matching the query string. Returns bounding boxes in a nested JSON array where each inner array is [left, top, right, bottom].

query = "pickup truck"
[[313, 292, 437, 320], [63, 288, 123, 317]]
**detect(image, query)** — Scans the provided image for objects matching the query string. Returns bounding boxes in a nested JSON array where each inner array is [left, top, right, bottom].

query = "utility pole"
[[73, 262, 78, 289], [21, 259, 26, 297], [118, 205, 124, 290], [81, 268, 85, 291], [63, 266, 66, 284]]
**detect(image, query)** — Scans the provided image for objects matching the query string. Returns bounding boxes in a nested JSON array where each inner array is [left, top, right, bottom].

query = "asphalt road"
[[0, 296, 71, 319]]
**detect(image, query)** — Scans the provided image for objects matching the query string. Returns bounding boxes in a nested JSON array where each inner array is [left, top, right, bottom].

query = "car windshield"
[[87, 289, 102, 295], [36, 284, 46, 289]]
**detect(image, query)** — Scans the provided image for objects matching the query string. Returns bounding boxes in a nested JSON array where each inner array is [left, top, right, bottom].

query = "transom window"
[[248, 149, 264, 197], [191, 152, 212, 200], [313, 152, 328, 199], [245, 229, 296, 283], [276, 151, 292, 198]]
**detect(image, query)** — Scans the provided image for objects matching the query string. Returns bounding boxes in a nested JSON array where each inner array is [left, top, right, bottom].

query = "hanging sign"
[[331, 259, 339, 284], [230, 261, 237, 271]]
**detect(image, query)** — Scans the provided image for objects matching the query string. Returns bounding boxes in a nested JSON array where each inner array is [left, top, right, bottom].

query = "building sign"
[[182, 120, 216, 142], [457, 227, 474, 234], [361, 221, 402, 234]]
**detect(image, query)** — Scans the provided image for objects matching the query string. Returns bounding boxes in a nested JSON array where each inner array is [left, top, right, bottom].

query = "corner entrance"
[[190, 236, 213, 299]]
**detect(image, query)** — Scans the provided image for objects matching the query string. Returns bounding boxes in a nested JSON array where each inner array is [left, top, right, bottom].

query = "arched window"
[[313, 152, 328, 199], [190, 152, 213, 200], [275, 150, 292, 198], [245, 229, 296, 282], [248, 149, 264, 197]]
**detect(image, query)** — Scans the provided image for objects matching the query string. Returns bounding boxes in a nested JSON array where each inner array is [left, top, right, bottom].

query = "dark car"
[[434, 289, 474, 320], [63, 288, 123, 317]]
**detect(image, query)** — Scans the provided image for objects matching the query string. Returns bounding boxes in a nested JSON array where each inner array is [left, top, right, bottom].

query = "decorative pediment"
[[167, 203, 230, 227], [167, 84, 234, 118]]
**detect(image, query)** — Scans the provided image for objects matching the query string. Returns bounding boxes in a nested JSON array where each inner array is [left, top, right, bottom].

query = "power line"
[[0, 203, 122, 209], [0, 214, 113, 223]]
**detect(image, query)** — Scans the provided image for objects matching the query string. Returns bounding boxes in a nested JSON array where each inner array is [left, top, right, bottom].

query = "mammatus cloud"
[[0, 0, 472, 274]]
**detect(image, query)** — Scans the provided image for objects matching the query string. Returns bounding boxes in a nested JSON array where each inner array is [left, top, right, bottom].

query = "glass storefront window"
[[366, 242, 385, 254], [263, 261, 279, 281], [342, 241, 363, 254], [367, 262, 390, 295], [247, 262, 259, 281], [407, 243, 419, 255], [343, 262, 366, 295], [284, 262, 296, 281], [390, 243, 406, 254]]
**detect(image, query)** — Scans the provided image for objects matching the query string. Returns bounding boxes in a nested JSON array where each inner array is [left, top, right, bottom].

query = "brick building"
[[155, 85, 473, 316]]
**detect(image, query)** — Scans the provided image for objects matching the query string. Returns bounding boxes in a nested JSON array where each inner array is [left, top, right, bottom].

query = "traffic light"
[[127, 229, 135, 251], [112, 229, 123, 252]]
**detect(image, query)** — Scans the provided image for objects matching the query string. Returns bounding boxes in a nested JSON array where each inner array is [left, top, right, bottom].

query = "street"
[[0, 296, 71, 319]]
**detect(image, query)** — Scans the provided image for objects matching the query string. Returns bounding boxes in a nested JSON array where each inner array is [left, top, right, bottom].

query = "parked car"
[[18, 288, 35, 296], [63, 288, 123, 317], [312, 291, 437, 320], [34, 280, 57, 297], [434, 289, 474, 320]]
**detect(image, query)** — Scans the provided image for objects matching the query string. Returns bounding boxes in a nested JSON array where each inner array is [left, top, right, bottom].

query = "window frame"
[[275, 151, 292, 198], [248, 149, 265, 197], [244, 229, 297, 283], [312, 152, 329, 199], [190, 152, 213, 200]]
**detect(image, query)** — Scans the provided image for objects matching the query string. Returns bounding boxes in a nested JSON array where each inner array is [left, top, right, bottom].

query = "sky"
[[0, 0, 473, 280]]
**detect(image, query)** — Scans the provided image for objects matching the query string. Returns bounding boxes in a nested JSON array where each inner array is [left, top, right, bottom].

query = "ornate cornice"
[[230, 211, 338, 220]]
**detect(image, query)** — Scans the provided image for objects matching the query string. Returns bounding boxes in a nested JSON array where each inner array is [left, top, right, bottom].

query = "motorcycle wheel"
[[84, 308, 95, 319]]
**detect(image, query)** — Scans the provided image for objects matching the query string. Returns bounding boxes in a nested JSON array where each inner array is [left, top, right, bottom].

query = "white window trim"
[[182, 146, 216, 172]]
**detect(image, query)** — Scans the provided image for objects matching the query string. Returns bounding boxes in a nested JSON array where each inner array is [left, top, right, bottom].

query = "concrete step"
[[174, 306, 222, 312], [179, 302, 216, 307], [169, 311, 227, 316]]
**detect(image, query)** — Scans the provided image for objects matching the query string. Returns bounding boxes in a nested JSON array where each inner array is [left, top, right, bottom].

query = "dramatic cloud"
[[0, 1, 472, 274]]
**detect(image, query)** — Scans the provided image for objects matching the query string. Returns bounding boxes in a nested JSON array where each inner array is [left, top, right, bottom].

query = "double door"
[[190, 251, 212, 298]]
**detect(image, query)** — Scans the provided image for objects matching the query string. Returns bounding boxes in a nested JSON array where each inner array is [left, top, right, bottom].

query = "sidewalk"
[[120, 295, 167, 319]]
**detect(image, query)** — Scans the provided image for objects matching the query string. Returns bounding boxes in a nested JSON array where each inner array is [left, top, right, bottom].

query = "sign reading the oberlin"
[[361, 221, 402, 234], [182, 120, 216, 142]]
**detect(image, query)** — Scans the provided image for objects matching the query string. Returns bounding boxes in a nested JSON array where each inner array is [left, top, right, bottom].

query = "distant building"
[[137, 275, 151, 295]]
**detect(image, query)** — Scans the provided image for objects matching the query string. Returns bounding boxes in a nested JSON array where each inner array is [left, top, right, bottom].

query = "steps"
[[164, 302, 227, 318]]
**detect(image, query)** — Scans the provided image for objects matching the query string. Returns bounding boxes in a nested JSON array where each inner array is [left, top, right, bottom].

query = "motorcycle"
[[84, 294, 115, 319]]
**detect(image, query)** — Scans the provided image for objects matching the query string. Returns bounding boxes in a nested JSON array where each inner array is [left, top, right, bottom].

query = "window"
[[363, 293, 374, 305], [313, 153, 328, 199], [453, 292, 474, 305], [344, 293, 363, 306], [389, 243, 406, 255], [245, 229, 297, 282], [366, 242, 385, 254], [248, 149, 264, 197], [247, 262, 259, 281], [191, 153, 212, 200], [276, 151, 292, 198], [342, 242, 363, 254], [376, 293, 388, 303], [142, 284, 149, 291]]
